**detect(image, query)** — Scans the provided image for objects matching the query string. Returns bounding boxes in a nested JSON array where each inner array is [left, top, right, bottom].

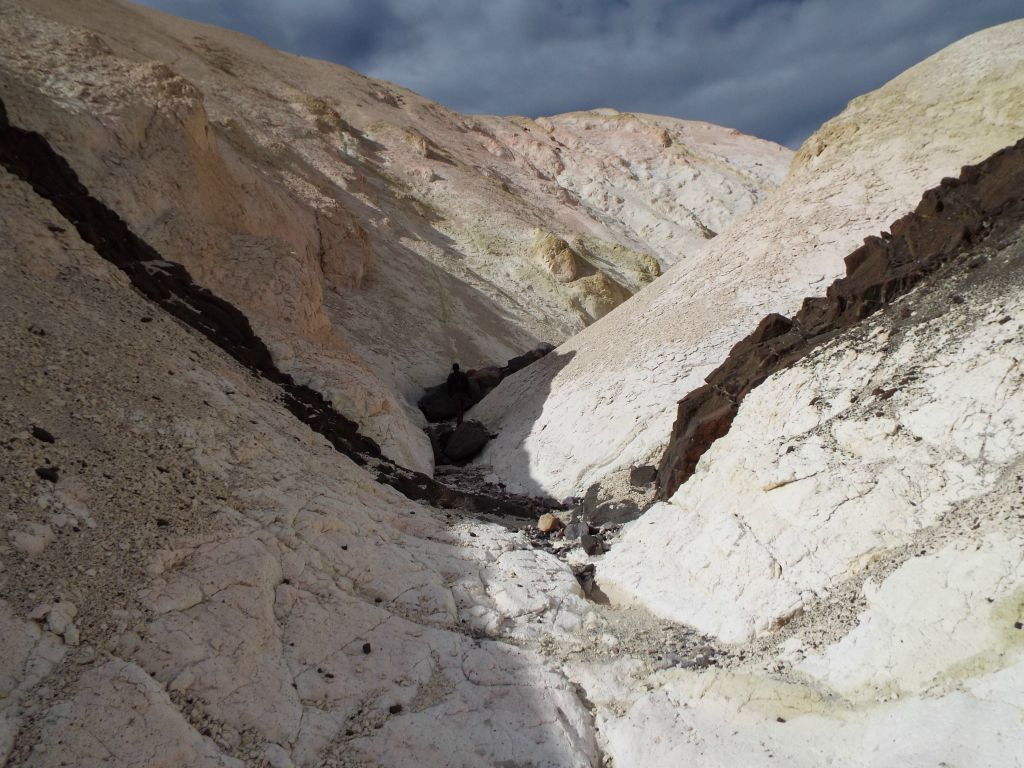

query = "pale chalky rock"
[[476, 19, 1024, 497], [27, 660, 244, 768], [576, 531, 1024, 767], [599, 219, 1024, 641], [796, 534, 1024, 702]]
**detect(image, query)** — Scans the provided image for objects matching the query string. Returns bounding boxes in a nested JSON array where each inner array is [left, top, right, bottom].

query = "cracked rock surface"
[[589, 164, 1024, 765]]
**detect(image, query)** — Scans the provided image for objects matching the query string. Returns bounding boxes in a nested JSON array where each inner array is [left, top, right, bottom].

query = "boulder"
[[502, 344, 555, 377], [425, 424, 451, 466], [469, 365, 503, 392], [537, 513, 565, 534], [417, 384, 462, 422], [580, 533, 604, 556], [563, 519, 590, 541], [443, 421, 491, 462]]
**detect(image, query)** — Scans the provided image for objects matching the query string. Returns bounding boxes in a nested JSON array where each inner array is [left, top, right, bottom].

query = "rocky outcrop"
[[532, 230, 586, 283], [657, 138, 1024, 498], [589, 203, 1024, 765], [474, 20, 1024, 497], [426, 421, 492, 464]]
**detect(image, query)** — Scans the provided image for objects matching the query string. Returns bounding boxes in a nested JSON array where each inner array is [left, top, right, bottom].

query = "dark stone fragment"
[[34, 466, 58, 483], [469, 365, 503, 392], [587, 500, 641, 528], [1015, 621, 1023, 630], [417, 385, 462, 423], [156, 518, 170, 527], [388, 704, 403, 715], [362, 643, 372, 654], [580, 533, 604, 556], [30, 426, 55, 443], [140, 316, 153, 323], [443, 421, 490, 462], [502, 343, 554, 377], [573, 563, 596, 596], [629, 465, 657, 487], [563, 519, 589, 541], [871, 386, 898, 400]]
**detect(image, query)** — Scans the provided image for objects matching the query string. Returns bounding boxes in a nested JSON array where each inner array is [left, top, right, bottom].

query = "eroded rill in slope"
[[0, 96, 554, 519], [657, 137, 1024, 500]]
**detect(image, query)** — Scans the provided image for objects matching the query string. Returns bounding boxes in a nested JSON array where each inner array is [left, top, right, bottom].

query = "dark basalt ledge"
[[657, 137, 1024, 500], [0, 98, 547, 518]]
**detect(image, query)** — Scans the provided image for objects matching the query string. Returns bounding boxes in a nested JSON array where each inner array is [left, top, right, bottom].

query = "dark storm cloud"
[[136, 0, 1021, 148]]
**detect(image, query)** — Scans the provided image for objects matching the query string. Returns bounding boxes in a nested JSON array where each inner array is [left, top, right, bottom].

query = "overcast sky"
[[136, 0, 1020, 148]]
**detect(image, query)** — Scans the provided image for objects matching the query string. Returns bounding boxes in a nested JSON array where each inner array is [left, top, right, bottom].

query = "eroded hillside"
[[0, 0, 788, 474], [2, 4, 1023, 768], [475, 19, 1024, 498]]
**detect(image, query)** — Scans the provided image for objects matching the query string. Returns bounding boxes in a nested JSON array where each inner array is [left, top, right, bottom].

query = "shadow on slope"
[[0, 162, 599, 766]]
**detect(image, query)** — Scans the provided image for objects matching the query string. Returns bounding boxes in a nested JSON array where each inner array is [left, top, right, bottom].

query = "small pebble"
[[31, 426, 56, 443]]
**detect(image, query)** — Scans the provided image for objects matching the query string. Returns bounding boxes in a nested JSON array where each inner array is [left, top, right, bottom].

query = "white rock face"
[[0, 0, 788, 474], [576, 527, 1024, 767], [599, 228, 1024, 641], [476, 19, 1024, 497], [796, 534, 1024, 702]]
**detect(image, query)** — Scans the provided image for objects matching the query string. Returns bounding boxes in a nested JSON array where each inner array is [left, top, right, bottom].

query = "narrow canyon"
[[1, 2, 1022, 767]]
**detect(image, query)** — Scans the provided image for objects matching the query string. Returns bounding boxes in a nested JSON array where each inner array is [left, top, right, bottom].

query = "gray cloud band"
[[137, 0, 1021, 148]]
